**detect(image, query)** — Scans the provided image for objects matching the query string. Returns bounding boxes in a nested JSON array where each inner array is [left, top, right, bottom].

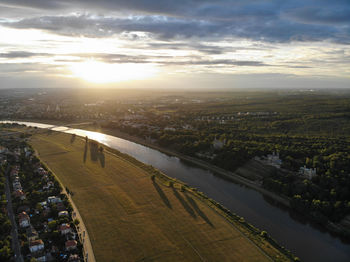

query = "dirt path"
[[33, 150, 96, 262]]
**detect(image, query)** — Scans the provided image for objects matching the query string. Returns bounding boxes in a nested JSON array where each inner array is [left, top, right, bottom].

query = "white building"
[[266, 151, 282, 168], [18, 212, 30, 228], [47, 196, 61, 204], [299, 166, 317, 179], [212, 138, 225, 149], [29, 239, 44, 253]]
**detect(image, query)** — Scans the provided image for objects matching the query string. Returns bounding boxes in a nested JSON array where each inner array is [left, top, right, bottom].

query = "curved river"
[[3, 121, 350, 261]]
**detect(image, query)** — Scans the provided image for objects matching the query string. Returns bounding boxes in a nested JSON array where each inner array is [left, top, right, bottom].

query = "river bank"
[[3, 120, 350, 261], [75, 124, 291, 207], [28, 129, 296, 262], [74, 124, 350, 241]]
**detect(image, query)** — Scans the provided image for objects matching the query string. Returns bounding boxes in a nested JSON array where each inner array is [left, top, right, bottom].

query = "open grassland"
[[29, 131, 291, 262]]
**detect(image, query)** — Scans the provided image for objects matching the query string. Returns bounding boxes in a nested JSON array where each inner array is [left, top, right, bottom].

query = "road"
[[4, 166, 24, 262]]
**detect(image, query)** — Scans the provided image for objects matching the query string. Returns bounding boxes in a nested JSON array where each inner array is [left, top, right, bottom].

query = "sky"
[[0, 0, 349, 89]]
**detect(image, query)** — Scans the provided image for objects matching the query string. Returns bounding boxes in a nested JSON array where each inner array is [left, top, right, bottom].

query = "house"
[[299, 166, 317, 180], [43, 181, 54, 190], [59, 223, 72, 235], [47, 196, 61, 204], [56, 202, 66, 212], [39, 201, 47, 207], [15, 190, 26, 200], [26, 226, 38, 241], [164, 127, 176, 132], [65, 240, 77, 251], [18, 211, 30, 228], [29, 239, 44, 253], [58, 211, 69, 217], [13, 182, 22, 191], [68, 254, 80, 262], [212, 138, 225, 149], [17, 205, 30, 213], [266, 151, 282, 168], [36, 167, 48, 176]]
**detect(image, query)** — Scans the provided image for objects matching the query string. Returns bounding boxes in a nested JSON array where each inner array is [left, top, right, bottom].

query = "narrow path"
[[34, 150, 96, 262], [69, 193, 96, 262], [4, 166, 24, 262]]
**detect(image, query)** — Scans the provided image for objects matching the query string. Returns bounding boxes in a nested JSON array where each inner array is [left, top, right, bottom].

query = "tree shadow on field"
[[152, 181, 172, 209], [87, 141, 105, 168], [172, 188, 196, 218], [89, 141, 99, 162], [98, 151, 105, 168], [185, 193, 214, 227], [83, 142, 88, 163], [70, 134, 76, 144]]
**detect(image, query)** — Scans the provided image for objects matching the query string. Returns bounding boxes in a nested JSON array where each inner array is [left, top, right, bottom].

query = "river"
[[2, 121, 350, 262]]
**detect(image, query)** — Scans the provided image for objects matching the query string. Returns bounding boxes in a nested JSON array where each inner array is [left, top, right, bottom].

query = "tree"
[[48, 220, 57, 231], [73, 219, 80, 226], [0, 245, 12, 261]]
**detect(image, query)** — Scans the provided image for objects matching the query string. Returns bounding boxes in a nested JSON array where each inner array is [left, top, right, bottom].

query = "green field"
[[29, 132, 290, 262]]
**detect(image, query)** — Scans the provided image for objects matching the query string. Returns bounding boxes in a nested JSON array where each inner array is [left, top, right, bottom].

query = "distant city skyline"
[[0, 0, 349, 89]]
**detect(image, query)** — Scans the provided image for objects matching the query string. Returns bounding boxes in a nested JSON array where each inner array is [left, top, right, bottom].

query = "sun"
[[69, 60, 158, 83]]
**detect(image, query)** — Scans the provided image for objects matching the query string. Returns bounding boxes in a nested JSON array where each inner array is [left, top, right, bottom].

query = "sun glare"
[[69, 60, 158, 83]]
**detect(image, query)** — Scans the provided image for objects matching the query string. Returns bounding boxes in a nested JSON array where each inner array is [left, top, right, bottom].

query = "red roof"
[[65, 240, 77, 248], [15, 190, 25, 197], [59, 224, 71, 231], [29, 239, 44, 247], [18, 211, 29, 220]]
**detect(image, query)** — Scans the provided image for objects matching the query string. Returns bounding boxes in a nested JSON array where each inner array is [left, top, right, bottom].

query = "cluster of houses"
[[3, 144, 82, 261], [12, 165, 79, 261], [256, 151, 317, 179], [194, 112, 278, 122], [11, 166, 26, 200]]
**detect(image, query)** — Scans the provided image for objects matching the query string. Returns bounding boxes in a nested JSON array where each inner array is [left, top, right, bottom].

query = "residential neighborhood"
[[0, 133, 83, 261]]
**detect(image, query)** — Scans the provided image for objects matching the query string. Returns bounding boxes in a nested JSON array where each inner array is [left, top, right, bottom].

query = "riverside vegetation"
[[96, 91, 350, 237]]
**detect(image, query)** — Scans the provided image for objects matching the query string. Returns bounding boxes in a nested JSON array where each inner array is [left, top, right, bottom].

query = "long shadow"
[[152, 181, 172, 209], [83, 142, 88, 163], [98, 152, 105, 168], [185, 193, 214, 227], [172, 188, 196, 218], [70, 134, 76, 144], [89, 141, 99, 162]]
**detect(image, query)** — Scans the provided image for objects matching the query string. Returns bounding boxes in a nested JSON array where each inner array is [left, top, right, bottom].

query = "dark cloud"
[[3, 12, 349, 44], [0, 63, 60, 74], [286, 6, 350, 25], [165, 59, 269, 67], [59, 52, 270, 67], [0, 0, 349, 44], [0, 51, 50, 58]]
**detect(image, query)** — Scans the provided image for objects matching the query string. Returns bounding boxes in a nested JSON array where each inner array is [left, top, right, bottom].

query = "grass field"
[[29, 131, 290, 262]]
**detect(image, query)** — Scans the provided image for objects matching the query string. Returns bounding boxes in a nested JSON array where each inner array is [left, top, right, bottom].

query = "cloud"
[[0, 0, 349, 43], [0, 51, 50, 58], [286, 5, 350, 25], [2, 12, 349, 44]]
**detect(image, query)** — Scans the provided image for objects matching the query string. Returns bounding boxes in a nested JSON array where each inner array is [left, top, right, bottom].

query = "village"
[[0, 133, 83, 262]]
